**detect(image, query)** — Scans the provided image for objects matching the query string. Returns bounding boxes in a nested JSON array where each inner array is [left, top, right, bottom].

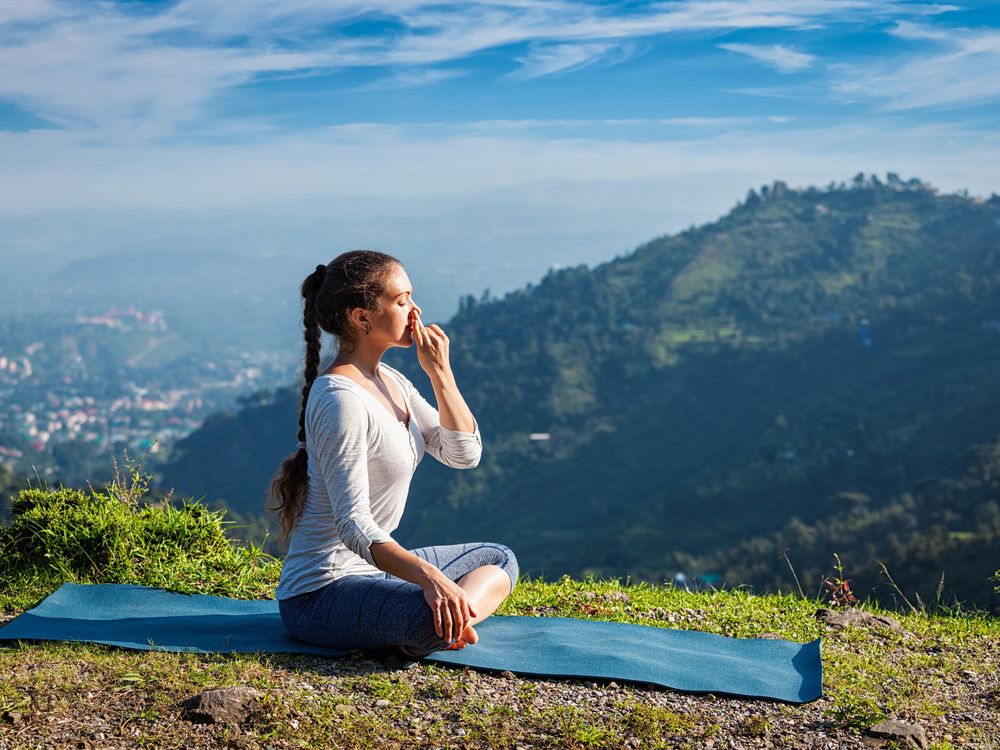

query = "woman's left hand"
[[411, 309, 451, 376]]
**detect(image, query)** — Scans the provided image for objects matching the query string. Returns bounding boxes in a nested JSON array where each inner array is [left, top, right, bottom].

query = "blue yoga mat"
[[0, 583, 822, 703]]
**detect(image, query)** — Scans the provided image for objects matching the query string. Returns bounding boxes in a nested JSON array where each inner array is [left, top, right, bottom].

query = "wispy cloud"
[[0, 0, 959, 141], [317, 115, 795, 135], [718, 42, 816, 72], [830, 21, 1000, 110], [504, 41, 639, 80], [347, 67, 470, 93]]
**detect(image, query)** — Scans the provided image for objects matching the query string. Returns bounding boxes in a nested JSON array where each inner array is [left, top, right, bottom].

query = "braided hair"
[[267, 249, 402, 543]]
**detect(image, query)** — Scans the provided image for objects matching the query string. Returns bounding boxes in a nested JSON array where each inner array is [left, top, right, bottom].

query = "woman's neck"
[[330, 354, 383, 381]]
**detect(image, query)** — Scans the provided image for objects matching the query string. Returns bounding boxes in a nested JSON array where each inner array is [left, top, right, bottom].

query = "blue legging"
[[278, 542, 519, 657]]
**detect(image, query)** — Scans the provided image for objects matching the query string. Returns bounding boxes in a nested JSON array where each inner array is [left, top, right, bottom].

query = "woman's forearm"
[[429, 368, 476, 433], [370, 539, 441, 586]]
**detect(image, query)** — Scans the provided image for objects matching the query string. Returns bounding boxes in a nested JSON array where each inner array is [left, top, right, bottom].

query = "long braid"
[[268, 264, 328, 544], [299, 266, 325, 449]]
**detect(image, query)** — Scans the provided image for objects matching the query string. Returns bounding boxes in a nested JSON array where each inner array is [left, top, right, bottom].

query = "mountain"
[[157, 174, 1000, 611]]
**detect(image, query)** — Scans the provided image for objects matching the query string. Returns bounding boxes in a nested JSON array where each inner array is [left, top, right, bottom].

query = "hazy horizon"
[[3, 1, 999, 323]]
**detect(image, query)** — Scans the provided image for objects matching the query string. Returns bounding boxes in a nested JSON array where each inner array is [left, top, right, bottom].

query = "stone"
[[500, 670, 517, 680], [866, 719, 928, 749], [814, 607, 905, 633], [375, 699, 390, 707], [182, 686, 264, 725], [335, 704, 357, 715]]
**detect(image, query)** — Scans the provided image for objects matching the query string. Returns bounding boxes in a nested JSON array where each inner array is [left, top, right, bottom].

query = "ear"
[[348, 307, 368, 332]]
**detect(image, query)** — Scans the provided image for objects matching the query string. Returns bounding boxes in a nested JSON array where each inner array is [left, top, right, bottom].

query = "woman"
[[269, 250, 518, 658]]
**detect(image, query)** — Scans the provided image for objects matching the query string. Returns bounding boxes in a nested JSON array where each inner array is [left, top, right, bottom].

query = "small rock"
[[375, 699, 390, 707], [585, 681, 598, 689], [866, 719, 928, 749], [815, 607, 904, 633], [2, 711, 23, 724], [182, 686, 263, 724], [758, 632, 782, 639], [500, 670, 517, 680], [608, 681, 619, 688], [334, 704, 357, 715]]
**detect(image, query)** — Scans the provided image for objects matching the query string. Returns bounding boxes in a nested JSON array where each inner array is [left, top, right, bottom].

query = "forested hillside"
[[158, 174, 1000, 612]]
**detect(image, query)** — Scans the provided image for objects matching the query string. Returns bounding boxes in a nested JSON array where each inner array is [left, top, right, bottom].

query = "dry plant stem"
[[876, 559, 919, 614], [782, 548, 806, 600]]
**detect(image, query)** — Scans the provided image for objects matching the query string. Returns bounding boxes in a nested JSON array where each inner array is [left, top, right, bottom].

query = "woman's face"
[[376, 264, 422, 346]]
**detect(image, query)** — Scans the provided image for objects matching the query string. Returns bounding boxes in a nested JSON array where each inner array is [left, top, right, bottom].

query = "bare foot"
[[446, 623, 479, 650]]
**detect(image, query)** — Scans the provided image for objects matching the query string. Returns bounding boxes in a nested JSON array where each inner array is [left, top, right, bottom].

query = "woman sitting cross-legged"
[[270, 249, 518, 658]]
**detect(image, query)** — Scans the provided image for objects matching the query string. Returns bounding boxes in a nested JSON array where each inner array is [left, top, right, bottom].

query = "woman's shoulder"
[[307, 375, 369, 411]]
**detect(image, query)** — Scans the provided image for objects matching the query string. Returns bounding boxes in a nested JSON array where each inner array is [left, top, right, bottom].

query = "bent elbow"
[[453, 449, 481, 469], [338, 516, 392, 566]]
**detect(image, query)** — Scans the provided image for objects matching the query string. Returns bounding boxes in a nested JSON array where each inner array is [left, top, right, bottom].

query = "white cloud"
[[718, 42, 816, 71], [0, 0, 960, 140], [504, 41, 640, 80], [829, 21, 1000, 110], [346, 67, 471, 93]]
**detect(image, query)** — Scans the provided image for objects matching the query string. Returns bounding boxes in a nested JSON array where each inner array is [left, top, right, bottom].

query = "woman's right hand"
[[410, 308, 452, 378], [422, 571, 477, 644]]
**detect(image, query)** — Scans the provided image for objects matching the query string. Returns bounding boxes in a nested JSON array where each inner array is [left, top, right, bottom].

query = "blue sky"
[[2, 0, 999, 315]]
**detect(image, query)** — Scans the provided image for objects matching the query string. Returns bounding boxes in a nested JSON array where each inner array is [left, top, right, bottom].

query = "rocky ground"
[[1, 603, 997, 750]]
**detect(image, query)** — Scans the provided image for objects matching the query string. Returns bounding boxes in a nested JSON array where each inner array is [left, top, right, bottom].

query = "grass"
[[1, 457, 998, 748]]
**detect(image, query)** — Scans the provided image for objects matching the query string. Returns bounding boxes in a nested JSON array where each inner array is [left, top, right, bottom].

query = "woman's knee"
[[487, 542, 519, 595]]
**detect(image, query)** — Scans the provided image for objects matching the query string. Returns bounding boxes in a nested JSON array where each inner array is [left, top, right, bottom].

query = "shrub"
[[0, 480, 281, 601]]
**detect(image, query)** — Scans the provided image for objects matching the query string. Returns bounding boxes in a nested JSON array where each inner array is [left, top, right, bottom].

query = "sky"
[[2, 0, 1000, 318]]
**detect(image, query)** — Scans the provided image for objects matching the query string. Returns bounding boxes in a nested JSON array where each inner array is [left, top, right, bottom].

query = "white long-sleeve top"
[[274, 362, 482, 601]]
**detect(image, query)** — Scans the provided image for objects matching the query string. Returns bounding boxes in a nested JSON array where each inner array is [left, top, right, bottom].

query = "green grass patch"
[[1, 473, 998, 746]]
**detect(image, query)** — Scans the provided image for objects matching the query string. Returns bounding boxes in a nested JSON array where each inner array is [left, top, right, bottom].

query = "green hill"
[[157, 174, 1000, 613]]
